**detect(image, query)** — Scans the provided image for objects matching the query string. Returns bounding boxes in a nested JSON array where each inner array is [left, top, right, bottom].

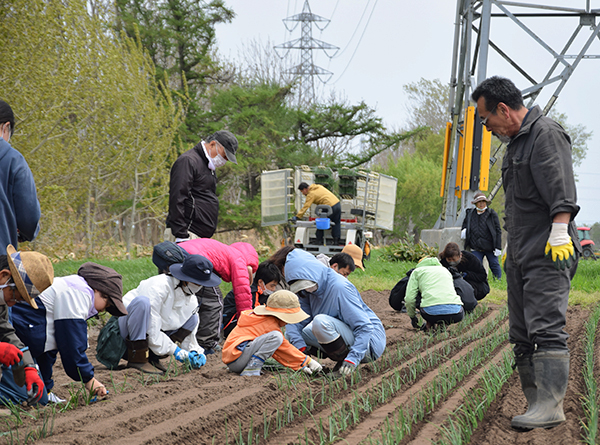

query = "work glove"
[[24, 367, 44, 404], [410, 316, 420, 329], [175, 237, 190, 243], [494, 249, 502, 256], [338, 360, 356, 376], [188, 351, 206, 369], [545, 223, 575, 270], [302, 358, 323, 375], [174, 346, 190, 363], [0, 343, 23, 367], [291, 216, 298, 222], [460, 228, 466, 240]]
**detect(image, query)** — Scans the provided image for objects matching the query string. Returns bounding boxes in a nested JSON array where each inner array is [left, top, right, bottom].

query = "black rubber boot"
[[319, 336, 349, 371], [514, 354, 537, 418], [511, 350, 569, 430]]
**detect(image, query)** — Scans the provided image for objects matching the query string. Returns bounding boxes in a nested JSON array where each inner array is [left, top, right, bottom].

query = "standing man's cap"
[[77, 262, 127, 317], [341, 244, 364, 271], [212, 130, 238, 165], [6, 245, 54, 309]]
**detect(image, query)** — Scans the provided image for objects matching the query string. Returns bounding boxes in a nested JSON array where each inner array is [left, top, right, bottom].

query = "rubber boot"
[[512, 354, 537, 424], [148, 349, 168, 373], [511, 350, 569, 430], [240, 355, 265, 376], [126, 339, 164, 375], [319, 336, 349, 371]]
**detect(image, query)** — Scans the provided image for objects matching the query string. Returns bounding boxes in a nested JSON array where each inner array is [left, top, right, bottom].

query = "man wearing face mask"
[[117, 255, 220, 374], [0, 100, 41, 255], [164, 130, 238, 243], [461, 191, 502, 279]]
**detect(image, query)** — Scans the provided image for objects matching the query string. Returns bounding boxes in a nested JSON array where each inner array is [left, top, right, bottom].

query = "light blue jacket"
[[284, 249, 385, 365], [0, 138, 40, 254]]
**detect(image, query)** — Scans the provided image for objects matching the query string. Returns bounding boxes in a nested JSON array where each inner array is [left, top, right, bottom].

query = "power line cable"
[[328, 0, 378, 85], [333, 0, 372, 59]]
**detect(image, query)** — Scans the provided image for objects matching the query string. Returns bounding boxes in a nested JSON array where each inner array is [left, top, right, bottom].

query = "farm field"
[[2, 287, 598, 445]]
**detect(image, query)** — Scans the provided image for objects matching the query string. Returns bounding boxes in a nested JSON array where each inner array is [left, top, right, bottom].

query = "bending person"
[[222, 290, 322, 376], [119, 255, 220, 374], [439, 242, 490, 301], [405, 257, 464, 331], [285, 249, 385, 376]]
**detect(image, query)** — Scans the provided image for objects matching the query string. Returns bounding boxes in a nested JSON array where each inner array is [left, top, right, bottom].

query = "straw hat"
[[254, 290, 309, 324], [6, 245, 54, 309], [341, 244, 364, 270]]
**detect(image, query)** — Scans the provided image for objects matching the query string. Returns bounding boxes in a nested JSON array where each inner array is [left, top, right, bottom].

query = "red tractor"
[[577, 226, 596, 260]]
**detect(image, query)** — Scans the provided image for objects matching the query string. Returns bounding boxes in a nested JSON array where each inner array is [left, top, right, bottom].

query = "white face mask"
[[1, 123, 10, 143], [184, 282, 203, 295], [211, 153, 227, 168], [476, 206, 487, 214]]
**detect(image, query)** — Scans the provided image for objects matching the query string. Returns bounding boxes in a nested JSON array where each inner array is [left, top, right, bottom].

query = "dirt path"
[[6, 292, 594, 445]]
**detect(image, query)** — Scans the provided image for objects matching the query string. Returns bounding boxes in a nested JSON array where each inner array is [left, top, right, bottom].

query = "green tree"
[[1, 0, 182, 257]]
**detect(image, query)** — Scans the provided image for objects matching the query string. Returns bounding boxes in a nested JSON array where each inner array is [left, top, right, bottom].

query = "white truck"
[[261, 166, 398, 257]]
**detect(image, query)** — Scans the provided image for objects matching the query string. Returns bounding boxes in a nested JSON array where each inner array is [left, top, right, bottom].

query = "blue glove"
[[174, 346, 189, 363], [188, 351, 206, 369], [291, 216, 298, 222]]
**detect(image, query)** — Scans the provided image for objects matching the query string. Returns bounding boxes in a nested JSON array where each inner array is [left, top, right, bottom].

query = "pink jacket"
[[179, 239, 259, 313]]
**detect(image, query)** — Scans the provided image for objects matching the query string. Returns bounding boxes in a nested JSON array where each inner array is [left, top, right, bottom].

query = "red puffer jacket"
[[179, 239, 258, 313]]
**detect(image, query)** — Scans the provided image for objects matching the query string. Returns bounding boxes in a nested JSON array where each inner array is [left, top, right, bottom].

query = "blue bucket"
[[316, 218, 330, 230]]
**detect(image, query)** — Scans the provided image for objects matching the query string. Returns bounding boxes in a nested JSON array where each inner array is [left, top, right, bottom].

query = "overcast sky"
[[215, 0, 600, 224]]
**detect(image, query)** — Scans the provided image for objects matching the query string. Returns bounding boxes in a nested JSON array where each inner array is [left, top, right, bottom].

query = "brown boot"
[[126, 339, 164, 375]]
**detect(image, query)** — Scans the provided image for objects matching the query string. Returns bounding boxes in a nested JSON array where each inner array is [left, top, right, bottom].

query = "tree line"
[[1, 1, 591, 258]]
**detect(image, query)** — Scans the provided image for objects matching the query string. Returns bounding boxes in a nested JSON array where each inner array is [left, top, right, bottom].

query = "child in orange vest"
[[222, 290, 323, 376]]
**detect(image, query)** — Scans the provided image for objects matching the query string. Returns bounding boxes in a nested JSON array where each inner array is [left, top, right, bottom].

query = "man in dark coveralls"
[[472, 76, 581, 430]]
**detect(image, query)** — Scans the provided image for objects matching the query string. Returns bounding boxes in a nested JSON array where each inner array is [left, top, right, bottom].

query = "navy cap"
[[169, 254, 221, 287]]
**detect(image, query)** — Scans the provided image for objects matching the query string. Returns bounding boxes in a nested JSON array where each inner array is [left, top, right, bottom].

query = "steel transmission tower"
[[438, 0, 600, 228], [275, 0, 339, 108]]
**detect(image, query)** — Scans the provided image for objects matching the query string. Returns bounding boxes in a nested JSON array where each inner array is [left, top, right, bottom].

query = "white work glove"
[[545, 222, 575, 270], [302, 358, 323, 375], [494, 249, 502, 256], [338, 359, 357, 376], [175, 237, 190, 243], [460, 228, 466, 239]]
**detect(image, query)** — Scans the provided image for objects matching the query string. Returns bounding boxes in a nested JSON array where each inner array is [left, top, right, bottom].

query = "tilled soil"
[[4, 290, 594, 445]]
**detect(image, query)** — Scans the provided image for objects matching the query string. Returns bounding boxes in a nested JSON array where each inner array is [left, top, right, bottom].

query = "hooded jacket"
[[122, 274, 202, 356], [284, 249, 384, 365], [179, 239, 258, 313], [0, 138, 40, 254], [166, 142, 219, 239], [405, 257, 463, 318], [222, 310, 309, 370]]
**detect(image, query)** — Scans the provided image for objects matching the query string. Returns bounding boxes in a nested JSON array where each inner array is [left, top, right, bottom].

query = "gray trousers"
[[227, 331, 283, 374], [196, 286, 224, 350], [505, 229, 574, 356]]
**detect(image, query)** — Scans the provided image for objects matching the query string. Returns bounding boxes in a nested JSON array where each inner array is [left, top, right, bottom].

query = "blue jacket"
[[284, 249, 385, 365], [0, 138, 40, 253], [12, 276, 97, 384]]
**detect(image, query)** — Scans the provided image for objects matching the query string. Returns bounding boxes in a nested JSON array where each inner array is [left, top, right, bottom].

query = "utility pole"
[[438, 0, 600, 228], [275, 0, 338, 108]]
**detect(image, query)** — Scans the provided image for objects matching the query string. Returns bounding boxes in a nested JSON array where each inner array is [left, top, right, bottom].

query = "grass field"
[[53, 250, 600, 306]]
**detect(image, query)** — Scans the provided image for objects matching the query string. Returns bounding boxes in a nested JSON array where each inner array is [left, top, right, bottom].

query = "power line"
[[328, 0, 378, 85], [333, 0, 372, 59]]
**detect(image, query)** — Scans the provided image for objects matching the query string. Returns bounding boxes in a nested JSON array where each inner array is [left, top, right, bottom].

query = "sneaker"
[[48, 392, 66, 404]]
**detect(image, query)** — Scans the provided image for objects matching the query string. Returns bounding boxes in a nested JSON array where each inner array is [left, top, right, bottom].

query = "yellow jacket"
[[297, 184, 339, 218]]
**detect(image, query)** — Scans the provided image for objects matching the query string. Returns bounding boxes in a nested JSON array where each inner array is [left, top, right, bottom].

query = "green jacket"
[[405, 257, 463, 317]]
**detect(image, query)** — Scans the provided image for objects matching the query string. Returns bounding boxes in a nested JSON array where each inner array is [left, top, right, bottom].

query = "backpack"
[[389, 268, 421, 312], [152, 241, 190, 273], [96, 316, 127, 370]]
